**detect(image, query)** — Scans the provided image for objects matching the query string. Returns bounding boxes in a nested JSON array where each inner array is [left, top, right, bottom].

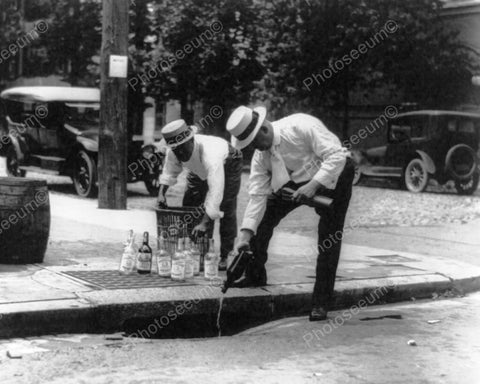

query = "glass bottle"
[[184, 236, 194, 279], [227, 250, 238, 270], [119, 230, 136, 275], [156, 235, 171, 277], [171, 237, 186, 281], [190, 239, 201, 276], [204, 238, 219, 280], [227, 237, 238, 269], [136, 231, 152, 274], [151, 238, 159, 275]]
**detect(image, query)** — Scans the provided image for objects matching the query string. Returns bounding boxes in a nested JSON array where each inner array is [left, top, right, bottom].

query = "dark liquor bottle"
[[137, 231, 152, 274], [221, 250, 255, 293]]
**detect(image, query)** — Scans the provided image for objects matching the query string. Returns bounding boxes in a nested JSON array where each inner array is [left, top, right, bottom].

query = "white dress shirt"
[[242, 113, 349, 233], [159, 134, 229, 220]]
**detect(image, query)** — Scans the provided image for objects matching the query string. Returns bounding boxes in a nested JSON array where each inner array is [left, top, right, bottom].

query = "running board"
[[19, 166, 60, 175], [362, 167, 402, 178]]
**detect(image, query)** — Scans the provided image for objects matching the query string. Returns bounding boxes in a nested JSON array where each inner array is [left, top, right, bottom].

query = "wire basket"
[[155, 206, 214, 256]]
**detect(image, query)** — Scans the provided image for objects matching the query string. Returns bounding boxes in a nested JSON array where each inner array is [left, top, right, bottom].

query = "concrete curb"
[[1, 272, 478, 339]]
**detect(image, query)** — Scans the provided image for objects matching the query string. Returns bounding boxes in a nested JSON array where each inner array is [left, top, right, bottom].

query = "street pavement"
[[1, 293, 479, 383], [1, 160, 480, 338]]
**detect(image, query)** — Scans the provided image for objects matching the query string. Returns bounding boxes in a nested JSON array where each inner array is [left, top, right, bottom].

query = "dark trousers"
[[182, 145, 243, 259], [250, 157, 355, 309]]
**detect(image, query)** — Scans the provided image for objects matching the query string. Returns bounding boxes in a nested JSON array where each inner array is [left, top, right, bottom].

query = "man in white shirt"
[[226, 106, 354, 321], [157, 119, 243, 267]]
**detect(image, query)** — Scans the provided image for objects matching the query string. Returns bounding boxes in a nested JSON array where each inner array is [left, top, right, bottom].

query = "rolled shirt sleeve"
[[159, 149, 183, 186], [204, 158, 225, 220], [305, 122, 347, 189], [241, 151, 272, 234]]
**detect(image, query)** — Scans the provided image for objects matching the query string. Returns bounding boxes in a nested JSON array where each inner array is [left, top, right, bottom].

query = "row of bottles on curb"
[[119, 229, 220, 280]]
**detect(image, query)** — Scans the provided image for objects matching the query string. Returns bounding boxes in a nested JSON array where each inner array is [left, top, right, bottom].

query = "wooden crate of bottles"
[[155, 206, 214, 259]]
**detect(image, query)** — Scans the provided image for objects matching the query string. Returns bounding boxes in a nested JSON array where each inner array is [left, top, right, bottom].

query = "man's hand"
[[236, 229, 253, 252], [192, 221, 209, 237], [157, 192, 167, 208], [157, 184, 169, 208], [192, 213, 211, 238], [292, 179, 324, 203]]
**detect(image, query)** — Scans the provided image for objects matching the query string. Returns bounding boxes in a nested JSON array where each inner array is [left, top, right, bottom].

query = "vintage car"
[[0, 86, 164, 197], [352, 110, 480, 195]]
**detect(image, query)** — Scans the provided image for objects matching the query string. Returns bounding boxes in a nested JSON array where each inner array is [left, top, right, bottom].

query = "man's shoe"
[[309, 307, 328, 321], [218, 258, 227, 271]]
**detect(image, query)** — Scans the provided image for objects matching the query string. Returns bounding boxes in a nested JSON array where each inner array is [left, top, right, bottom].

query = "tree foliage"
[[3, 0, 478, 138], [139, 0, 264, 133], [252, 0, 478, 138], [43, 0, 102, 85]]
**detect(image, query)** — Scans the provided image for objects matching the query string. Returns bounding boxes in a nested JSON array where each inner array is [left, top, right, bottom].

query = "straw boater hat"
[[226, 106, 267, 150], [161, 119, 194, 149]]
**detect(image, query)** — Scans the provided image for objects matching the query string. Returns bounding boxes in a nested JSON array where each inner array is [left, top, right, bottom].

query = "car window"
[[3, 100, 25, 124], [1, 99, 49, 128], [459, 119, 475, 134], [408, 117, 428, 138], [446, 119, 457, 133], [389, 116, 428, 141], [65, 103, 99, 122], [65, 103, 100, 129]]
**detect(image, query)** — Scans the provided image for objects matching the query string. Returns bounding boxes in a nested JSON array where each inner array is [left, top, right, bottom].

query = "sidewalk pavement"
[[1, 193, 480, 338]]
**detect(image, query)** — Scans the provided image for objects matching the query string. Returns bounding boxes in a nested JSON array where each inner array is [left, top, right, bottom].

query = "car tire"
[[455, 171, 479, 196], [73, 150, 98, 198], [6, 146, 26, 177], [404, 158, 429, 193], [445, 144, 477, 181]]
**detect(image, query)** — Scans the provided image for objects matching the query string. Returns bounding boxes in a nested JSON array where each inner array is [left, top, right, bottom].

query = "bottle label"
[[158, 258, 171, 276], [185, 259, 194, 278], [171, 260, 185, 280], [137, 260, 151, 271], [204, 260, 218, 279], [137, 252, 152, 272], [119, 253, 135, 273]]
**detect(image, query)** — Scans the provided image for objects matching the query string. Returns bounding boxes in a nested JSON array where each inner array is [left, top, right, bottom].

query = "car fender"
[[415, 150, 435, 174], [76, 136, 98, 152]]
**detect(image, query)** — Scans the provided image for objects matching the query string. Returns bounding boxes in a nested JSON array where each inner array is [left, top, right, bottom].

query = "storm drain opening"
[[121, 311, 276, 339]]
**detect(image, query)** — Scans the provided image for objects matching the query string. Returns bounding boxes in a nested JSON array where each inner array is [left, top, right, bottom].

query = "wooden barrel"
[[0, 177, 50, 264]]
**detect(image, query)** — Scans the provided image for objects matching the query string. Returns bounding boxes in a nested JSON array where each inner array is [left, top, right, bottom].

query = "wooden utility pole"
[[98, 0, 129, 209]]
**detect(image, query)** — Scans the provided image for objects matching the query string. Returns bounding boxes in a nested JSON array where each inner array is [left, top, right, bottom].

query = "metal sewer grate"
[[62, 270, 204, 290]]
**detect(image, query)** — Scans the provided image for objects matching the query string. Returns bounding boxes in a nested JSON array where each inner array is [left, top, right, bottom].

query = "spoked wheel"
[[455, 171, 479, 195], [404, 158, 429, 193], [73, 150, 98, 198], [6, 146, 26, 177]]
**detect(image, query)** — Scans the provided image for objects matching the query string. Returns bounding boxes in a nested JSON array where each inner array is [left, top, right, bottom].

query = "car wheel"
[[455, 171, 479, 195], [445, 144, 477, 181], [352, 164, 362, 185], [73, 150, 98, 198], [404, 158, 429, 193], [6, 146, 26, 177]]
